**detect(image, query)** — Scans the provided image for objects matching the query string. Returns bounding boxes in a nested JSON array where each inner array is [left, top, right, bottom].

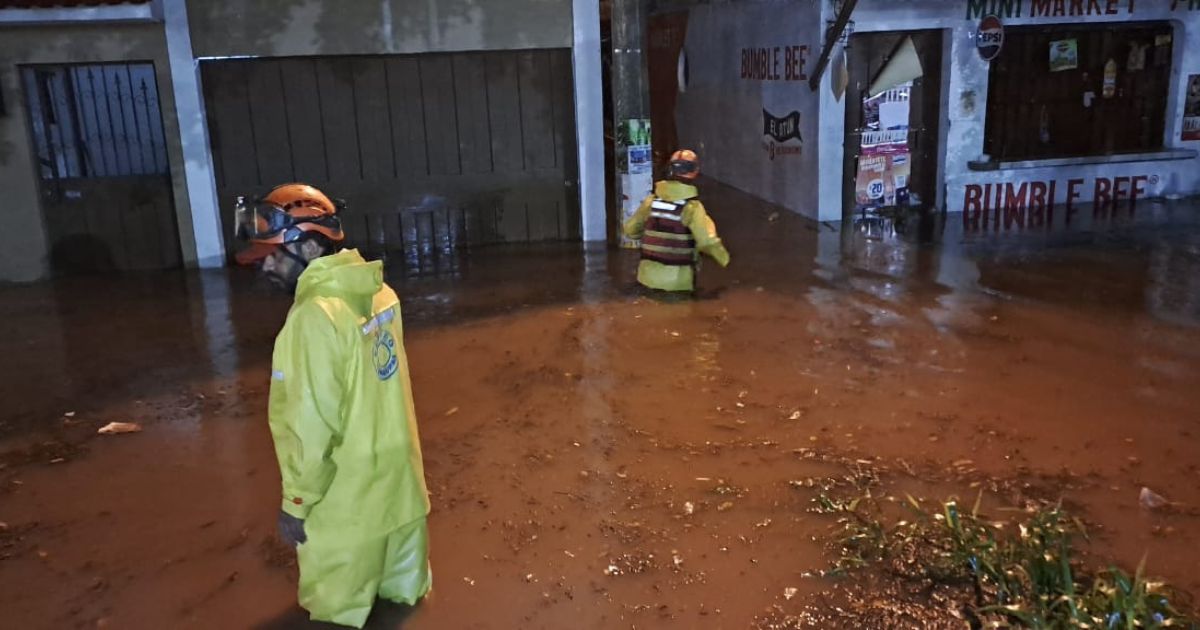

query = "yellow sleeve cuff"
[[281, 495, 313, 519]]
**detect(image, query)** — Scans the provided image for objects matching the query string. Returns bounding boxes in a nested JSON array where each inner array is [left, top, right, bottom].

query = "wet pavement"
[[2, 182, 1200, 628]]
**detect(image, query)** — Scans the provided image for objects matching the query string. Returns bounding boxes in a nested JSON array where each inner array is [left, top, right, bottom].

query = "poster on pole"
[[618, 119, 654, 248], [1183, 75, 1200, 142]]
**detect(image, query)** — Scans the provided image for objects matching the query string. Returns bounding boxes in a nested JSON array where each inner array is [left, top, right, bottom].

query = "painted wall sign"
[[961, 174, 1152, 230], [976, 14, 1005, 61], [762, 109, 802, 160], [762, 110, 802, 143], [1184, 74, 1200, 141], [967, 0, 1200, 19], [740, 45, 809, 81]]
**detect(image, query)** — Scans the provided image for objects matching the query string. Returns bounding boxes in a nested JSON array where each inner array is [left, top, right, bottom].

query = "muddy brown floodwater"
[[2, 182, 1200, 629]]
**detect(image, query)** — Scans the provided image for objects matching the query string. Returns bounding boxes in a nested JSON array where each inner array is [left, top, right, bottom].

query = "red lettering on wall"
[[1105, 0, 1119, 13], [963, 184, 984, 229], [1112, 176, 1130, 206], [1070, 0, 1084, 14], [1094, 177, 1113, 213], [1087, 0, 1103, 14], [1004, 182, 1029, 230], [1030, 0, 1052, 15], [741, 45, 809, 81], [1028, 181, 1048, 227], [1131, 175, 1148, 206]]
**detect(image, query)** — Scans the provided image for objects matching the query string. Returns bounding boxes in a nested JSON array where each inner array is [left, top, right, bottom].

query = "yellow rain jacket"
[[623, 180, 730, 292], [269, 249, 431, 628]]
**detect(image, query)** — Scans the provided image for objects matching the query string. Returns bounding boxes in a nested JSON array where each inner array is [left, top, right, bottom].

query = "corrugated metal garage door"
[[200, 49, 579, 261]]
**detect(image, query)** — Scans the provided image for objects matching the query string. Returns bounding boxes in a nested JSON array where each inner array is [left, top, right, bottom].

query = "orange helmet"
[[668, 149, 700, 180], [233, 183, 345, 265]]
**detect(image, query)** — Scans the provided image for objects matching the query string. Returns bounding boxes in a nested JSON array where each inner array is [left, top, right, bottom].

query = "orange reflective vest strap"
[[641, 198, 696, 266]]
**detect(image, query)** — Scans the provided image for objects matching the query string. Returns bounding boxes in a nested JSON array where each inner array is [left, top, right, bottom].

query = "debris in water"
[[1139, 487, 1169, 510], [463, 577, 475, 586], [49, 458, 65, 464], [788, 410, 803, 420], [683, 501, 695, 515], [97, 422, 142, 435], [717, 501, 734, 512], [673, 552, 684, 569], [784, 587, 798, 600], [768, 211, 780, 222], [563, 550, 575, 558], [444, 407, 459, 417], [63, 412, 76, 418], [604, 564, 621, 576]]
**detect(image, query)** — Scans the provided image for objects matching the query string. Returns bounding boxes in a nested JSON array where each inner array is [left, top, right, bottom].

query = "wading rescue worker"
[[622, 149, 730, 293], [234, 184, 432, 628]]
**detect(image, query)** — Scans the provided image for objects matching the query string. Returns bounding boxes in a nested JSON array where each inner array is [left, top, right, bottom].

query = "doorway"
[[21, 62, 181, 273], [841, 30, 945, 231]]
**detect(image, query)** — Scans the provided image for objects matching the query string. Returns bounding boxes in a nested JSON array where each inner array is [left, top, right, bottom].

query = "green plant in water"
[[812, 490, 1197, 629]]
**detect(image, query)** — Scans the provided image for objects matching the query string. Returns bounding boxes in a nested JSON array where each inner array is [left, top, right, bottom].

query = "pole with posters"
[[611, 0, 654, 248]]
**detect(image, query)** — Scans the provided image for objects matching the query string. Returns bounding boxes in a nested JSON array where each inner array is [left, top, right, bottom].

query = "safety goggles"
[[669, 159, 699, 178], [234, 202, 296, 242]]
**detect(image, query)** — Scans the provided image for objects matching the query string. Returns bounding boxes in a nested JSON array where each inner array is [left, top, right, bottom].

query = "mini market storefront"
[[650, 0, 1200, 228]]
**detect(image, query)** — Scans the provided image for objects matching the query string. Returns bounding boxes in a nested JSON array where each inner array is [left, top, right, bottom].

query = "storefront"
[[649, 0, 1200, 227]]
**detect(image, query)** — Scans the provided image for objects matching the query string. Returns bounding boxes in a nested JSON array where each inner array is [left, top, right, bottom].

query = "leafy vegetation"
[[812, 488, 1196, 629]]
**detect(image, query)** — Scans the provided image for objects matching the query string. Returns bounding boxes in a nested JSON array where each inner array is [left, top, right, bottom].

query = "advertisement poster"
[[618, 119, 653, 248], [855, 85, 911, 212], [1049, 39, 1078, 72], [618, 119, 652, 174], [1102, 59, 1117, 99], [855, 130, 911, 211], [1184, 75, 1200, 142]]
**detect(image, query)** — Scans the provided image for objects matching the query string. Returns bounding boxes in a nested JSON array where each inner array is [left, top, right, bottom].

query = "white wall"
[[675, 0, 824, 218]]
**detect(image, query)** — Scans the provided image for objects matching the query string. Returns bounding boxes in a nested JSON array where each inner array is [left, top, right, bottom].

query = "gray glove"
[[277, 510, 307, 546]]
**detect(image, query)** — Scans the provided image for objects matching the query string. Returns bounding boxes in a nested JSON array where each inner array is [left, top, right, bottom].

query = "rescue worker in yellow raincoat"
[[623, 149, 730, 293], [234, 184, 431, 628]]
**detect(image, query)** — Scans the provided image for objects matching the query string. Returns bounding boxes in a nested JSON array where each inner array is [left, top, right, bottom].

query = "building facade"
[[0, 0, 604, 282], [651, 0, 1200, 227]]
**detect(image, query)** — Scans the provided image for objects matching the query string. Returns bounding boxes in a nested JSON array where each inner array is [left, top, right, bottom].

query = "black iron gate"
[[21, 62, 180, 273]]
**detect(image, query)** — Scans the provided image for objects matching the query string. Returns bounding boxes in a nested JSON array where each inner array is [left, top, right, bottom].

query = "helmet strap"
[[278, 242, 312, 269]]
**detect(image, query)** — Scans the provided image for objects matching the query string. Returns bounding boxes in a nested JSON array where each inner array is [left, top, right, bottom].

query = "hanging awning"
[[868, 36, 924, 98]]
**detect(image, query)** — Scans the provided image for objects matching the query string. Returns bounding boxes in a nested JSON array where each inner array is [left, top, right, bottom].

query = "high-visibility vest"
[[640, 198, 696, 266]]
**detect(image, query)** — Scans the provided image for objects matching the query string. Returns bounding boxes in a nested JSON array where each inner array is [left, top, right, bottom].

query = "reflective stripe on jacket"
[[641, 198, 696, 266]]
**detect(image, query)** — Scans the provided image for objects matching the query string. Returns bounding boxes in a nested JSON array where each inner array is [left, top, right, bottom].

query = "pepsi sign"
[[976, 15, 1004, 62]]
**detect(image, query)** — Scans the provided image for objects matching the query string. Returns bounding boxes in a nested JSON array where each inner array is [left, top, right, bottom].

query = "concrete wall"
[[186, 0, 574, 58], [675, 0, 823, 218], [0, 21, 195, 283]]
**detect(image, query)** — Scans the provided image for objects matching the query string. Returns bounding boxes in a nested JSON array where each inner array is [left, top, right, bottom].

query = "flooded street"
[[3, 184, 1200, 628]]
